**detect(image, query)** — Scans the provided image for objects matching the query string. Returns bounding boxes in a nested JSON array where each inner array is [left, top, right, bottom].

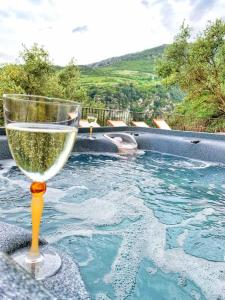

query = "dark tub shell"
[[1, 126, 225, 163]]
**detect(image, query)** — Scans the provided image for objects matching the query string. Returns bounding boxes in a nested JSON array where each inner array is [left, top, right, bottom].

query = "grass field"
[[80, 45, 164, 90]]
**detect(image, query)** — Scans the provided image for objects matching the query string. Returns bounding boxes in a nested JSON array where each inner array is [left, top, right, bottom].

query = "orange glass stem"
[[90, 126, 93, 137], [29, 182, 46, 259]]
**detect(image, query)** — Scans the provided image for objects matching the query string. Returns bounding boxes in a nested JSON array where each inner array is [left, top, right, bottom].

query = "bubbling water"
[[0, 152, 225, 299]]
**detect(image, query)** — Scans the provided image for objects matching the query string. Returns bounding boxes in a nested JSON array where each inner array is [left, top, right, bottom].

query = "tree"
[[20, 43, 53, 95], [157, 19, 225, 131], [58, 58, 88, 102], [0, 44, 98, 125], [0, 64, 26, 125], [0, 44, 90, 102]]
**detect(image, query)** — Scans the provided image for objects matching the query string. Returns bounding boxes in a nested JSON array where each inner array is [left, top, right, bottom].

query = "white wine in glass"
[[6, 123, 77, 182], [87, 114, 97, 139], [3, 94, 81, 280]]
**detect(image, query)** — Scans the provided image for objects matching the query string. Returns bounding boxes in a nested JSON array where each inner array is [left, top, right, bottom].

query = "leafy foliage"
[[0, 44, 98, 125], [157, 19, 225, 131], [20, 44, 53, 95]]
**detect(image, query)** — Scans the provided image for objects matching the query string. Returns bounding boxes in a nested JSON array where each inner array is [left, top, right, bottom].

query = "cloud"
[[0, 10, 10, 18], [140, 0, 165, 8], [28, 0, 42, 4], [0, 51, 15, 63], [149, 0, 175, 31], [140, 0, 175, 30], [12, 9, 33, 20], [38, 26, 53, 31], [141, 0, 149, 8], [190, 0, 217, 22], [11, 7, 53, 22], [72, 25, 88, 33], [0, 52, 10, 59], [0, 0, 224, 65], [160, 0, 175, 30]]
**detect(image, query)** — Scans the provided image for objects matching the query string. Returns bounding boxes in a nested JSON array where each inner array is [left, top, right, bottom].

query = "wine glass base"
[[11, 247, 62, 280]]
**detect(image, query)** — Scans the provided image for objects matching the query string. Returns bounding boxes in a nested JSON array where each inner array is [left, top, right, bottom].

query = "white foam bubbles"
[[55, 188, 142, 226], [49, 185, 225, 300], [87, 191, 225, 300], [96, 293, 111, 300], [104, 218, 147, 300], [170, 207, 216, 228], [144, 209, 225, 300], [1, 154, 224, 299]]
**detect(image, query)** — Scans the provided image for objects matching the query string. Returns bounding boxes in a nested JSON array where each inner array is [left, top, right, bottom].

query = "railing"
[[82, 107, 130, 126], [81, 107, 152, 126], [82, 108, 225, 132], [0, 99, 224, 132]]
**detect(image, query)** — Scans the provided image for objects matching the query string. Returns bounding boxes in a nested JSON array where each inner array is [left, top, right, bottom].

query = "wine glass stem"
[[90, 126, 93, 138], [29, 182, 46, 261]]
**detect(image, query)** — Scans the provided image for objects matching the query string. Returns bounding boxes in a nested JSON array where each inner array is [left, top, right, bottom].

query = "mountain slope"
[[80, 45, 166, 84], [87, 44, 167, 69], [80, 44, 183, 112]]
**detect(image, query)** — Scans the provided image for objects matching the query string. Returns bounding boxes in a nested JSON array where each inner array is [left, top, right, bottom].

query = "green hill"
[[80, 45, 183, 113]]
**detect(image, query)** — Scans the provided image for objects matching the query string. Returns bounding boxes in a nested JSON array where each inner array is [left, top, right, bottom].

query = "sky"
[[0, 0, 224, 65]]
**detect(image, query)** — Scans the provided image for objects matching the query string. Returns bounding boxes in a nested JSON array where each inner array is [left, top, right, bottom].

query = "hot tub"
[[0, 127, 225, 300]]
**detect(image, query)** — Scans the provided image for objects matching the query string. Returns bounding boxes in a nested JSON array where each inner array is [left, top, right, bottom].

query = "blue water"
[[0, 151, 225, 300]]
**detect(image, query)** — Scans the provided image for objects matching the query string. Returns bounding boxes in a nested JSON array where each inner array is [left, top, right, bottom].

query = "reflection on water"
[[0, 152, 225, 300]]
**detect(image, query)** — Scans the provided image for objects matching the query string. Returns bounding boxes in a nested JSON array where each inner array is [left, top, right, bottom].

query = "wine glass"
[[87, 114, 97, 139], [3, 94, 81, 280]]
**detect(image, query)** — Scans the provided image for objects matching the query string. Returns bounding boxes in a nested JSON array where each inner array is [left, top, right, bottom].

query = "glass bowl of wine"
[[87, 114, 98, 139], [3, 94, 81, 280]]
